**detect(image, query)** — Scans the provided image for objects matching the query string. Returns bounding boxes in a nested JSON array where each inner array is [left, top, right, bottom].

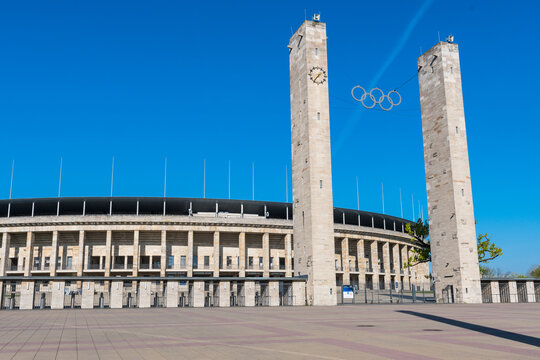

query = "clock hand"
[[314, 72, 322, 80]]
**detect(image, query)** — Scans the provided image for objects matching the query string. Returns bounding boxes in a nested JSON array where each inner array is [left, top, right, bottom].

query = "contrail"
[[332, 0, 434, 156]]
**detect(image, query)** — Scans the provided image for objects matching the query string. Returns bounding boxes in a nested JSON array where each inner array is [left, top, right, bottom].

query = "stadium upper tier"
[[0, 197, 413, 234]]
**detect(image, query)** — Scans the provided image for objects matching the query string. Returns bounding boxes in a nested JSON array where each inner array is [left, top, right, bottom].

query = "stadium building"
[[0, 197, 429, 309]]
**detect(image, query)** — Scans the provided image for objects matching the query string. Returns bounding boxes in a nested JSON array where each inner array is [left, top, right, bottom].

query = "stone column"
[[219, 281, 231, 307], [51, 281, 65, 309], [509, 281, 518, 303], [262, 233, 269, 277], [392, 243, 400, 289], [382, 242, 391, 289], [239, 232, 246, 277], [166, 280, 178, 308], [187, 231, 193, 277], [357, 238, 365, 287], [285, 233, 292, 277], [490, 281, 500, 303], [49, 231, 58, 276], [104, 230, 112, 277], [192, 280, 205, 308], [401, 245, 410, 290], [20, 281, 35, 310], [370, 240, 379, 290], [24, 232, 34, 276], [293, 281, 306, 306], [160, 230, 167, 277], [110, 281, 123, 309], [0, 233, 10, 276], [341, 237, 350, 285], [269, 281, 280, 306], [77, 231, 85, 276], [132, 230, 139, 276], [213, 231, 220, 277], [526, 281, 535, 303], [244, 280, 255, 307], [81, 281, 95, 309], [138, 280, 152, 308]]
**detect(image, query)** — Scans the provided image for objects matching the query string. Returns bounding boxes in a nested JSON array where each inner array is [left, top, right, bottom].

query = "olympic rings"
[[351, 86, 402, 111]]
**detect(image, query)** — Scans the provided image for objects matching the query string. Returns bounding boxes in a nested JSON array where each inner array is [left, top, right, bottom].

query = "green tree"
[[528, 265, 540, 278], [403, 219, 503, 273]]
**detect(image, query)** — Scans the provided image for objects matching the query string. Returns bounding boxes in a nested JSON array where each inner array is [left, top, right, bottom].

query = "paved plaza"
[[0, 304, 539, 359]]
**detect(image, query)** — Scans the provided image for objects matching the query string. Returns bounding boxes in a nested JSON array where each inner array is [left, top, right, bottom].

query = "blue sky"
[[0, 1, 538, 273]]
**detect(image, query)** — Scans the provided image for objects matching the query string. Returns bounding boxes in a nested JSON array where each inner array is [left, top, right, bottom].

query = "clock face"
[[309, 66, 327, 85]]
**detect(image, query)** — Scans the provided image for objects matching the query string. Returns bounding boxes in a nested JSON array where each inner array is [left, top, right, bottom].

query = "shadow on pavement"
[[397, 310, 540, 348]]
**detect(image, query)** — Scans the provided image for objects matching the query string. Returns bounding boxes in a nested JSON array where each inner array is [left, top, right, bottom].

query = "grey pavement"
[[0, 303, 539, 359]]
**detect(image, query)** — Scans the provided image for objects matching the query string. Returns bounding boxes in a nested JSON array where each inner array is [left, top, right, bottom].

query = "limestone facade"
[[418, 41, 482, 303], [289, 20, 337, 306]]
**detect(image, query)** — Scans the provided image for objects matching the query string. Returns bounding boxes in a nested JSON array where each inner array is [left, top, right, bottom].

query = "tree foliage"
[[403, 219, 503, 271], [528, 265, 540, 278]]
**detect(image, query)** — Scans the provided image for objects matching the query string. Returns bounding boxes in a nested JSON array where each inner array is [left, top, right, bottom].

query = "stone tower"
[[289, 20, 337, 306], [418, 41, 482, 303]]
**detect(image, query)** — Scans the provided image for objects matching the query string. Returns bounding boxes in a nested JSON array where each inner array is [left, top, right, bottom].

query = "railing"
[[194, 265, 210, 270], [9, 264, 24, 272], [246, 264, 263, 270], [335, 266, 343, 271], [86, 264, 103, 270], [222, 264, 238, 270], [167, 264, 187, 270], [61, 264, 74, 270]]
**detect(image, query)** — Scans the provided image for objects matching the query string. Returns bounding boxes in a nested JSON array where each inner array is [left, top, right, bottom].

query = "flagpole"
[[356, 176, 360, 211], [9, 160, 14, 200], [381, 182, 385, 214], [58, 157, 63, 197]]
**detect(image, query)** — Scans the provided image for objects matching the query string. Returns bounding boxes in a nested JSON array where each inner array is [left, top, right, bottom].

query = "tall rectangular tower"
[[289, 20, 336, 306], [418, 41, 482, 303]]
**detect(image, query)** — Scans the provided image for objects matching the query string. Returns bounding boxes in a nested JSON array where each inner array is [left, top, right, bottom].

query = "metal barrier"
[[2, 282, 21, 310], [517, 282, 528, 303], [33, 282, 52, 309], [338, 285, 434, 305], [499, 282, 511, 303], [481, 282, 492, 303]]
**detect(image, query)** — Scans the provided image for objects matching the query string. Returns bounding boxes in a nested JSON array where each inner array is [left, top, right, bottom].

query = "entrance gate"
[[499, 282, 510, 303], [122, 281, 137, 308], [33, 281, 52, 309], [442, 285, 454, 303], [517, 282, 528, 303], [63, 282, 82, 309], [93, 282, 110, 309], [151, 281, 164, 308], [2, 281, 21, 310], [481, 282, 492, 303]]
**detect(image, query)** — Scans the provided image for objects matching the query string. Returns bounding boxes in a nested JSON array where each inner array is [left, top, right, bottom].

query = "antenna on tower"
[[252, 162, 255, 201], [228, 160, 231, 200]]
